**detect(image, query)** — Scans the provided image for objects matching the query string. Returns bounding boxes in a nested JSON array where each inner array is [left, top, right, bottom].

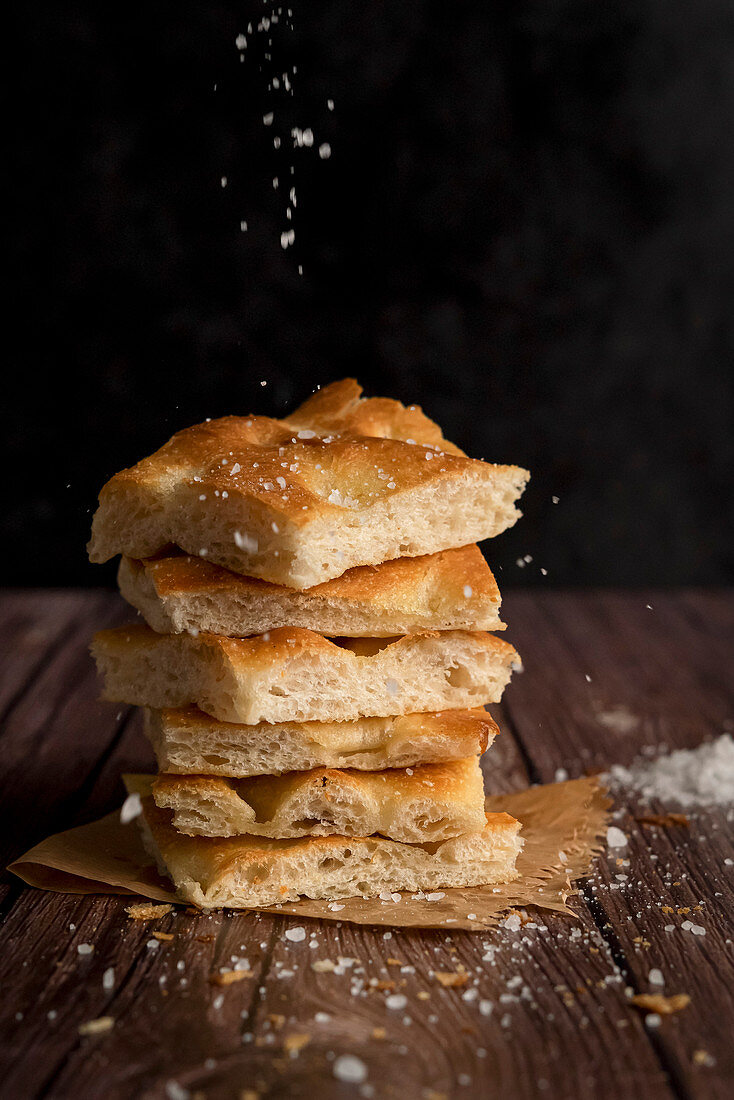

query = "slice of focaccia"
[[152, 756, 486, 843], [144, 706, 497, 777], [88, 379, 529, 589], [92, 625, 520, 724], [118, 544, 504, 638], [129, 776, 523, 909]]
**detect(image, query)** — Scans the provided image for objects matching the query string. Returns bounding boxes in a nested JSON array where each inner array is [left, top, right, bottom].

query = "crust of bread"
[[88, 379, 529, 589], [152, 756, 486, 843], [118, 545, 504, 637], [282, 378, 466, 454], [128, 776, 523, 909], [144, 706, 496, 776], [92, 625, 520, 724]]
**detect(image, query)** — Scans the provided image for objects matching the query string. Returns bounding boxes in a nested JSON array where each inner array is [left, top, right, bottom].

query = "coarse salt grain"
[[333, 1055, 367, 1084], [77, 943, 94, 956], [606, 826, 628, 849], [120, 792, 142, 824], [285, 926, 306, 942]]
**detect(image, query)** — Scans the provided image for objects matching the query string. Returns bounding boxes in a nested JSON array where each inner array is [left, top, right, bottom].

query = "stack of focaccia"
[[89, 380, 529, 909]]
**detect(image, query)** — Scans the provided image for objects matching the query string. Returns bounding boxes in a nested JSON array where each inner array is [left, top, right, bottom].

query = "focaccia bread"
[[152, 756, 486, 843], [88, 379, 529, 589], [129, 777, 523, 909], [145, 706, 497, 776], [118, 544, 504, 638], [92, 625, 519, 724]]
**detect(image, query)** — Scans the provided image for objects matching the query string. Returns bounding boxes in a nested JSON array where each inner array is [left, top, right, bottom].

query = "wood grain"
[[0, 589, 732, 1099]]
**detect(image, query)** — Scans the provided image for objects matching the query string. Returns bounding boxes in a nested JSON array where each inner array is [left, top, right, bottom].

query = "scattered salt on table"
[[605, 735, 734, 806]]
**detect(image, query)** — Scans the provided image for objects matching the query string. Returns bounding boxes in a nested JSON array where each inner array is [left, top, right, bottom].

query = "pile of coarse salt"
[[605, 734, 734, 808]]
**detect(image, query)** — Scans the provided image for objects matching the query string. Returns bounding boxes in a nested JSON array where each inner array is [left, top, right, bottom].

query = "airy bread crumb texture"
[[152, 756, 487, 843], [117, 544, 505, 638], [92, 625, 519, 724], [131, 780, 523, 909], [145, 706, 496, 776]]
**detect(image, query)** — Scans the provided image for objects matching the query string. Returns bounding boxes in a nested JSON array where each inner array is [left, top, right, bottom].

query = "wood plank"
[[502, 590, 734, 1099], [1, 591, 731, 1098], [109, 704, 665, 1100], [0, 591, 131, 868]]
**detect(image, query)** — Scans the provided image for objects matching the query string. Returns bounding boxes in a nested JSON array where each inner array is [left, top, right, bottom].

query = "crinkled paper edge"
[[8, 777, 610, 930]]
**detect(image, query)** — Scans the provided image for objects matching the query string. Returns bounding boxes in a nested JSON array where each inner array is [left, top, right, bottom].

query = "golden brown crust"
[[151, 756, 487, 842], [129, 774, 523, 908], [88, 379, 529, 588], [145, 706, 496, 776], [283, 379, 466, 454], [118, 544, 505, 637]]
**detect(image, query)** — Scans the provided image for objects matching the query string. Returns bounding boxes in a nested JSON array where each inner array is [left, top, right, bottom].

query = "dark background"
[[8, 1, 733, 589]]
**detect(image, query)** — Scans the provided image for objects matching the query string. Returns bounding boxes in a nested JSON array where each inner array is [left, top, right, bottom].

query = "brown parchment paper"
[[8, 777, 610, 930]]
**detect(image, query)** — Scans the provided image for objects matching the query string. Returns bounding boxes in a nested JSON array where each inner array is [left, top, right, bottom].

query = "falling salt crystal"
[[333, 1055, 367, 1084], [263, 112, 274, 126], [235, 33, 247, 49], [220, 177, 227, 188], [315, 1012, 331, 1023], [285, 927, 306, 942], [607, 826, 628, 848], [103, 967, 115, 991], [690, 924, 706, 936], [463, 585, 473, 598], [555, 768, 569, 782], [479, 1000, 493, 1016], [240, 221, 248, 232], [649, 968, 664, 986], [318, 143, 331, 159], [386, 994, 407, 1010], [645, 1014, 662, 1029], [327, 98, 334, 110], [146, 939, 160, 950], [77, 943, 94, 956]]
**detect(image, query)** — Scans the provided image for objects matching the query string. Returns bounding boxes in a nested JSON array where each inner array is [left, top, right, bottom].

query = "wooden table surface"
[[0, 589, 732, 1100]]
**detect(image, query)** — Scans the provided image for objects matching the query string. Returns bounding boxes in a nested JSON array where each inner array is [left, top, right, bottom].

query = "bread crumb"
[[152, 932, 174, 942], [78, 1016, 114, 1036], [434, 970, 468, 988], [125, 903, 173, 921], [210, 969, 252, 985], [631, 993, 690, 1015], [284, 1032, 310, 1057]]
